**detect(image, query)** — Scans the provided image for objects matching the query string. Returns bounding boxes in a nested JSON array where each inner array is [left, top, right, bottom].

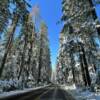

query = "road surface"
[[0, 84, 76, 100]]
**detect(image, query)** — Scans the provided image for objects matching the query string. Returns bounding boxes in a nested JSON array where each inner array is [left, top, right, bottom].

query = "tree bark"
[[0, 14, 19, 78], [18, 35, 27, 80], [79, 51, 87, 86], [37, 36, 43, 84], [80, 44, 91, 86], [70, 52, 76, 84]]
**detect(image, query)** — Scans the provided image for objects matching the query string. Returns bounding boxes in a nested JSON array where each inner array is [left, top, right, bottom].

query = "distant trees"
[[37, 22, 51, 84]]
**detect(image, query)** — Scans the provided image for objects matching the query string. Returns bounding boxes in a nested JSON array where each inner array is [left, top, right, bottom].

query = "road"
[[0, 84, 76, 100]]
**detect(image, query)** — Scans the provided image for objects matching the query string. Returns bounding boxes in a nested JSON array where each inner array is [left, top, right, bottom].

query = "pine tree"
[[0, 0, 30, 78], [57, 0, 100, 87], [37, 22, 51, 84]]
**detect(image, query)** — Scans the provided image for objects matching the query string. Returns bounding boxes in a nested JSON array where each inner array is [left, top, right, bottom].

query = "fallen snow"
[[78, 89, 100, 100], [63, 84, 76, 90], [0, 84, 50, 99], [61, 84, 100, 100]]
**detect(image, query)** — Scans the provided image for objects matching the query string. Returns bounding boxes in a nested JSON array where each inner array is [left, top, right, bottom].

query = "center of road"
[[34, 86, 55, 100], [34, 85, 76, 100]]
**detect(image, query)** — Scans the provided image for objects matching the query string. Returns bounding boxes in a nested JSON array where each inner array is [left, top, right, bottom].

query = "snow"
[[78, 90, 100, 100], [95, 93, 100, 100], [62, 84, 100, 100], [64, 84, 76, 90], [0, 85, 50, 99], [0, 79, 21, 93]]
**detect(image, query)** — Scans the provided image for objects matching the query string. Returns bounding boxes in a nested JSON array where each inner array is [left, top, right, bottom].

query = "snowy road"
[[34, 85, 76, 100], [0, 84, 76, 100]]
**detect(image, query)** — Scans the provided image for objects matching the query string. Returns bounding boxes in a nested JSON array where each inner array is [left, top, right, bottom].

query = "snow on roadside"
[[64, 84, 76, 90], [61, 84, 100, 100], [60, 84, 76, 90], [95, 93, 100, 100], [0, 84, 50, 99], [78, 90, 100, 100]]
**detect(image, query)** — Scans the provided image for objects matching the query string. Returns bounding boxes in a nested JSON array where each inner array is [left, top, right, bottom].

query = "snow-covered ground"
[[0, 85, 50, 99], [61, 84, 100, 100]]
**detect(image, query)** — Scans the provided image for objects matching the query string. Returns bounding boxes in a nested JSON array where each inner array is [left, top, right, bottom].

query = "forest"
[[56, 0, 100, 91], [0, 0, 51, 92], [0, 0, 100, 100]]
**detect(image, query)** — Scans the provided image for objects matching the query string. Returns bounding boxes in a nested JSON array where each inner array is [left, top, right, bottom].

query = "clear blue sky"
[[96, 4, 100, 19], [30, 0, 63, 70], [30, 0, 100, 71]]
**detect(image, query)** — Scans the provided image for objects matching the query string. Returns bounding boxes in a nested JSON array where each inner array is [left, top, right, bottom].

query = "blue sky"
[[30, 0, 100, 71], [96, 4, 100, 19], [30, 0, 63, 70]]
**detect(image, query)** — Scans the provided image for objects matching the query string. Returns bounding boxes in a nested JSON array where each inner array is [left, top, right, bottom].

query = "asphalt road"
[[34, 85, 76, 100], [0, 85, 76, 100]]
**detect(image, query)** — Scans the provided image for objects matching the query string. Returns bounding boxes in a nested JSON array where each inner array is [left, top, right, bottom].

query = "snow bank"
[[77, 90, 100, 100], [80, 90, 96, 100], [0, 84, 50, 99], [95, 93, 100, 100], [64, 84, 76, 90], [62, 84, 100, 100]]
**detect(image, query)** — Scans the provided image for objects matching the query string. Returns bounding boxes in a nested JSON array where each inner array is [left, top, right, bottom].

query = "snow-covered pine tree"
[[57, 0, 100, 87]]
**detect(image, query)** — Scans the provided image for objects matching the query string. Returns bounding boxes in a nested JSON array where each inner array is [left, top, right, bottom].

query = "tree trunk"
[[37, 47, 42, 83], [18, 35, 27, 80], [79, 52, 87, 86], [81, 44, 91, 86], [37, 37, 43, 84], [0, 14, 19, 78], [26, 39, 34, 80], [70, 52, 76, 84], [93, 64, 96, 72]]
